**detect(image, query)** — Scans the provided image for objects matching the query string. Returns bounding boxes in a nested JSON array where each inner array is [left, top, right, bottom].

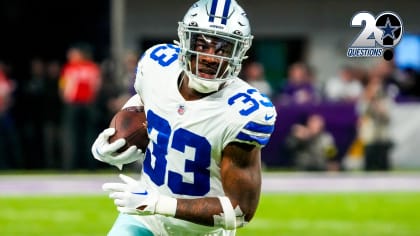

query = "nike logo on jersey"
[[132, 190, 148, 195], [264, 114, 274, 121]]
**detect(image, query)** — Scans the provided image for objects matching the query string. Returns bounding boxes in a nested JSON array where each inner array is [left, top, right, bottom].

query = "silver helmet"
[[178, 0, 253, 93]]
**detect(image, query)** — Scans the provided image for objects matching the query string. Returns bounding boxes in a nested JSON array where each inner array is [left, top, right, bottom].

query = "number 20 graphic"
[[350, 11, 403, 48]]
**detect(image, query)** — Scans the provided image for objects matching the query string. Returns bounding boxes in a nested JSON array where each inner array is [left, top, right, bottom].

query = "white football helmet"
[[178, 0, 253, 93]]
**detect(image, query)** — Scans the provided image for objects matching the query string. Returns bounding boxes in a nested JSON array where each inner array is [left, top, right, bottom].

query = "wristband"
[[156, 195, 177, 217], [217, 196, 236, 229]]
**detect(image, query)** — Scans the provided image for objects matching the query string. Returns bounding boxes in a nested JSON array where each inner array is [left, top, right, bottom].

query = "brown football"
[[108, 106, 149, 153]]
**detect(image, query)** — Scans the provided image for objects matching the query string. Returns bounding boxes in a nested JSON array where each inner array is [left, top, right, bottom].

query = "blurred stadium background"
[[1, 0, 420, 235]]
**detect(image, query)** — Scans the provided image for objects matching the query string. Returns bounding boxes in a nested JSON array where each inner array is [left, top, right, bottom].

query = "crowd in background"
[[0, 43, 138, 170], [241, 57, 420, 172], [1, 42, 420, 171]]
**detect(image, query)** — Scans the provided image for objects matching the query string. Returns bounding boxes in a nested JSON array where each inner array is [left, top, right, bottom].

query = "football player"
[[91, 0, 277, 235]]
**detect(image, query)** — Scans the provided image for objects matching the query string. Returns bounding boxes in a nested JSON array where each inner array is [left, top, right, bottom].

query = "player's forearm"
[[174, 197, 223, 227]]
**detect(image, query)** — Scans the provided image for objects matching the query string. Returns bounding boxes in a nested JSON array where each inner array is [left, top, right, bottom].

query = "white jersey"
[[133, 44, 276, 235]]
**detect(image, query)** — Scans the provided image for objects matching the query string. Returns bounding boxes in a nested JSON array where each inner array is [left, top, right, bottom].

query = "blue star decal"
[[379, 17, 399, 39]]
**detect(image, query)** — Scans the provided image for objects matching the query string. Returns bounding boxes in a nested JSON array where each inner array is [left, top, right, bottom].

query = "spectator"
[[0, 61, 21, 169], [21, 58, 46, 168], [357, 66, 394, 171], [59, 43, 101, 170], [324, 65, 363, 102], [94, 51, 139, 138], [278, 62, 319, 105], [397, 68, 420, 99], [286, 114, 338, 171], [373, 60, 420, 100], [108, 50, 139, 113], [43, 60, 63, 169], [0, 62, 14, 115], [242, 61, 273, 98]]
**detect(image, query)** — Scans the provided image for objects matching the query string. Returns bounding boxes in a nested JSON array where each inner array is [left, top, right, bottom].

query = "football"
[[108, 106, 149, 153]]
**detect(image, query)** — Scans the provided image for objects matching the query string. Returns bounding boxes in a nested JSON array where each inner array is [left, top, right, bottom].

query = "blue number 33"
[[228, 88, 273, 116], [143, 110, 211, 196]]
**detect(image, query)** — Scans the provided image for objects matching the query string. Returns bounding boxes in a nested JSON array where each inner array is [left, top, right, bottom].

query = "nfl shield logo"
[[177, 105, 185, 115]]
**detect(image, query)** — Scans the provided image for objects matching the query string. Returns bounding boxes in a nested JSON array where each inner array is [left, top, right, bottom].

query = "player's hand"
[[102, 174, 159, 215], [91, 128, 145, 170]]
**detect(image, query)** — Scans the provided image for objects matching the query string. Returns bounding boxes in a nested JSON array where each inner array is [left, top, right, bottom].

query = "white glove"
[[102, 174, 160, 215], [91, 128, 144, 170]]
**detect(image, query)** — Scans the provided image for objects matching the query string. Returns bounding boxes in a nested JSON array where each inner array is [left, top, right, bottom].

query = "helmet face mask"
[[186, 32, 236, 80], [178, 0, 253, 93], [191, 33, 235, 60]]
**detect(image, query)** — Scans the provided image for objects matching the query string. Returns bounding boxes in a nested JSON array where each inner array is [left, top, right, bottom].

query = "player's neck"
[[178, 74, 210, 101]]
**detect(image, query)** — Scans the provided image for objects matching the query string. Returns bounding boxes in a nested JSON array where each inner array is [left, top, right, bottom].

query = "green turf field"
[[1, 193, 419, 236]]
